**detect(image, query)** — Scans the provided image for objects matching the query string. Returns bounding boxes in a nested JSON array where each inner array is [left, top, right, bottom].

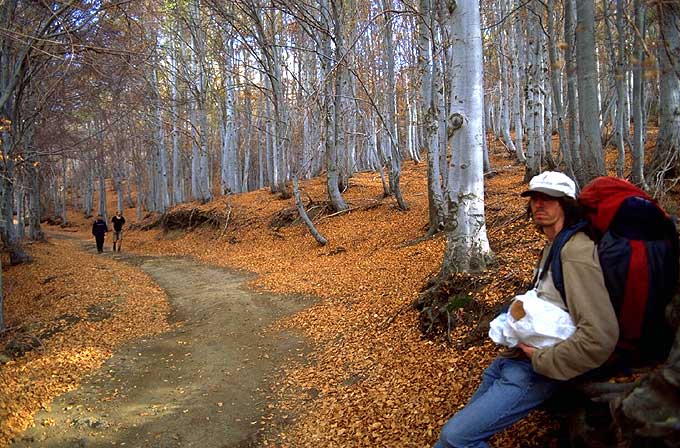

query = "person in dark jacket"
[[111, 211, 126, 252], [91, 215, 108, 253]]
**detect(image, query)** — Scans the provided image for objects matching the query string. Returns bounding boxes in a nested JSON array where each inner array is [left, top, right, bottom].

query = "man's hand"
[[517, 342, 536, 358]]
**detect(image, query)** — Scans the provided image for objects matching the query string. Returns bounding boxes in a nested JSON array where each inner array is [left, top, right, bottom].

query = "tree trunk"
[[28, 160, 43, 240], [220, 26, 239, 195], [525, 11, 545, 181], [170, 18, 183, 206], [576, 0, 605, 183], [152, 52, 170, 212], [419, 0, 445, 234], [511, 0, 526, 164], [189, 0, 212, 203], [441, 0, 492, 276], [648, 0, 680, 191], [382, 0, 408, 210], [498, 0, 517, 158], [547, 0, 573, 178], [564, 0, 583, 184], [614, 0, 628, 180], [97, 146, 108, 221], [320, 0, 348, 212], [293, 177, 327, 246], [631, 0, 647, 186]]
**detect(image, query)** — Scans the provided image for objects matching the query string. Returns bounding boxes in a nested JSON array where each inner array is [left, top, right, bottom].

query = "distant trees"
[[1, 0, 679, 321]]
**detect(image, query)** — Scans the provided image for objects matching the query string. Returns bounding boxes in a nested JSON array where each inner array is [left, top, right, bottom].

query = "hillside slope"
[[5, 148, 567, 447]]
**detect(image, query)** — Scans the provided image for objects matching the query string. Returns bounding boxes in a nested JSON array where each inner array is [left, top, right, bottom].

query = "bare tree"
[[440, 0, 492, 275]]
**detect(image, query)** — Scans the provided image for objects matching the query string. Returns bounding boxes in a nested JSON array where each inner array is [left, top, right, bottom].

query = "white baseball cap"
[[520, 171, 576, 199]]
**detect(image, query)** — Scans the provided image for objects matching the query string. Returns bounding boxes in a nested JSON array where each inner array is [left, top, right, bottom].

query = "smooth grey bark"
[[134, 162, 143, 221], [188, 0, 212, 203], [59, 158, 68, 226], [564, 0, 583, 183], [419, 0, 445, 234], [125, 162, 134, 208], [575, 0, 605, 183], [406, 80, 420, 163], [547, 0, 573, 177], [97, 148, 108, 222], [498, 0, 517, 158], [441, 0, 492, 275], [365, 113, 390, 196], [300, 45, 314, 180], [83, 159, 94, 218], [614, 0, 627, 179], [27, 162, 43, 240], [648, 0, 680, 190], [320, 0, 348, 212], [251, 5, 288, 196], [524, 10, 545, 180], [170, 20, 183, 206], [382, 0, 407, 210], [631, 0, 646, 185], [436, 53, 449, 189], [509, 0, 526, 163], [220, 30, 238, 195], [0, 1, 18, 249], [14, 184, 23, 240], [115, 174, 124, 214], [241, 83, 253, 192], [332, 2, 350, 193], [292, 176, 327, 246], [152, 53, 170, 212], [435, 4, 449, 189], [258, 96, 266, 189]]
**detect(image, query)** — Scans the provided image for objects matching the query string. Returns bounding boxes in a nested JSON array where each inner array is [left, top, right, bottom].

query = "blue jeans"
[[433, 357, 562, 448]]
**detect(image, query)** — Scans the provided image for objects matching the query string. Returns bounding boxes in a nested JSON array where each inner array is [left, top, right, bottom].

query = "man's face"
[[529, 193, 565, 230]]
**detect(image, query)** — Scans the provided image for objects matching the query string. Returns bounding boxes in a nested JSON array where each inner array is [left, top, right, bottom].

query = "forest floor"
[[9, 235, 312, 448], [2, 142, 661, 447]]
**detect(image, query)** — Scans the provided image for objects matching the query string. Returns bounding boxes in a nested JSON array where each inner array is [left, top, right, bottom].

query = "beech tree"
[[440, 0, 492, 275], [649, 0, 680, 192]]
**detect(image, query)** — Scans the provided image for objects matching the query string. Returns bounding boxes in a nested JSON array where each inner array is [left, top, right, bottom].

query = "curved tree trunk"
[[293, 177, 327, 246]]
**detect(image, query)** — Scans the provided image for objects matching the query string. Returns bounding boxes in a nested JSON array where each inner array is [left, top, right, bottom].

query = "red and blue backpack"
[[541, 177, 679, 365]]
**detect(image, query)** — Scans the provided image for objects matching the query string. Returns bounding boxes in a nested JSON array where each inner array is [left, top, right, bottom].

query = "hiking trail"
[[12, 236, 312, 448]]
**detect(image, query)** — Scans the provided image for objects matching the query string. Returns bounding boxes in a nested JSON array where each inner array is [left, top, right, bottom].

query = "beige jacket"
[[529, 232, 619, 380]]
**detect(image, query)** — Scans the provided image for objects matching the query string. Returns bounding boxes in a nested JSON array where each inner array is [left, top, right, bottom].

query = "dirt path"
[[12, 239, 312, 448]]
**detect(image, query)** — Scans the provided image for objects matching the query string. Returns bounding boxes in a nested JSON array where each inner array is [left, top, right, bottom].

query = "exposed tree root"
[[413, 273, 492, 343]]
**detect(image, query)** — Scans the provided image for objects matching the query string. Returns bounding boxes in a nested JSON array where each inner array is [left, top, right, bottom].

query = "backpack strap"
[[538, 220, 588, 306]]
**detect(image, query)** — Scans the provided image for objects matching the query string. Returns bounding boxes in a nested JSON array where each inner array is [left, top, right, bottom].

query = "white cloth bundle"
[[489, 289, 576, 349]]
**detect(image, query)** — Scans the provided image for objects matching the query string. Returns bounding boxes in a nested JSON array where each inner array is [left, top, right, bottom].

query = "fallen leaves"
[[0, 238, 171, 446], [2, 145, 565, 447]]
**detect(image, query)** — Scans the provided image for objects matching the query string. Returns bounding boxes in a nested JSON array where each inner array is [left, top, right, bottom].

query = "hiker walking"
[[434, 171, 618, 448], [111, 211, 126, 252], [91, 215, 109, 254]]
